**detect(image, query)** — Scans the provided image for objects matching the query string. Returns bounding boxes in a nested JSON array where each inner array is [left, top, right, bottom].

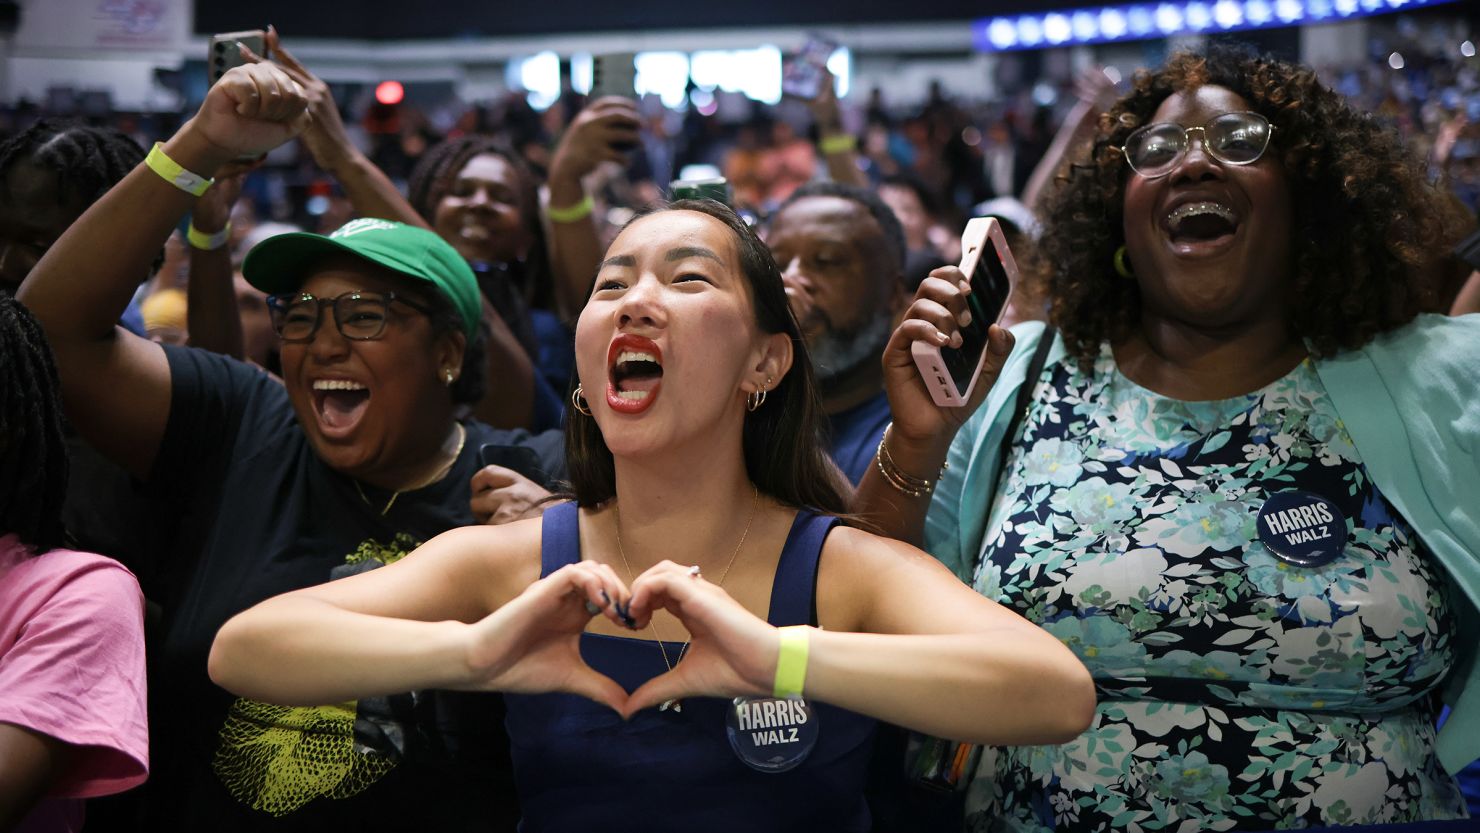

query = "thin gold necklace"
[[354, 423, 467, 516], [613, 484, 759, 713]]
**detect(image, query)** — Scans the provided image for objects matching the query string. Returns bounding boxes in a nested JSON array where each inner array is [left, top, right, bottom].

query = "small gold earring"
[[746, 379, 771, 412], [443, 368, 455, 385], [1113, 245, 1135, 279], [571, 385, 593, 416]]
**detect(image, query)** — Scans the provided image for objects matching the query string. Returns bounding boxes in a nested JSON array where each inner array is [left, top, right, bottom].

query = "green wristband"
[[773, 625, 810, 699]]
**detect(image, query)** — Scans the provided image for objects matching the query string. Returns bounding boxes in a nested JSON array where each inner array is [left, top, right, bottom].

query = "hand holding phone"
[[782, 35, 838, 101], [910, 218, 1017, 408], [208, 30, 268, 87]]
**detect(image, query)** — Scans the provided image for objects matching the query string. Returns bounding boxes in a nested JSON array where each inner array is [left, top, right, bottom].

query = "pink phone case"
[[911, 217, 1019, 408]]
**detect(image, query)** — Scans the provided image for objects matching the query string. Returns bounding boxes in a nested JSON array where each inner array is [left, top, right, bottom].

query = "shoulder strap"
[[538, 501, 582, 577], [991, 326, 1057, 501], [766, 510, 839, 627]]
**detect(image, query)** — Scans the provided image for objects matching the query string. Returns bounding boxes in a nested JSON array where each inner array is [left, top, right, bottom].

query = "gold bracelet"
[[819, 133, 858, 155], [876, 423, 947, 498], [145, 142, 213, 197], [546, 194, 595, 223]]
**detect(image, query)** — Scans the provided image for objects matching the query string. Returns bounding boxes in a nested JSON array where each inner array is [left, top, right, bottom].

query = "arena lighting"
[[1462, 40, 1476, 58], [373, 80, 403, 106], [971, 0, 1460, 51]]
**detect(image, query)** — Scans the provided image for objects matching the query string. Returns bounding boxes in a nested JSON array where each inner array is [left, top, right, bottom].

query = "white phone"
[[208, 29, 267, 87], [911, 217, 1018, 408]]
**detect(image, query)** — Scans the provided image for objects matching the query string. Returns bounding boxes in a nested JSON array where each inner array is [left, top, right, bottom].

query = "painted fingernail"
[[601, 589, 613, 606], [936, 330, 949, 344], [958, 309, 973, 328]]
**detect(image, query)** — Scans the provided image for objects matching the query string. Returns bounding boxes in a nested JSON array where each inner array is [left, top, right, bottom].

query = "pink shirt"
[[0, 534, 148, 833]]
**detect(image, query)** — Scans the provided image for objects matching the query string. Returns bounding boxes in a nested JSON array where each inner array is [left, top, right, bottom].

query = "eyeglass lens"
[[271, 294, 391, 341], [1126, 113, 1271, 177]]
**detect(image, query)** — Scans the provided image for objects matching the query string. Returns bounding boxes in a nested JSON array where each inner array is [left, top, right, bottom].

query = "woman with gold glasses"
[[857, 46, 1479, 830]]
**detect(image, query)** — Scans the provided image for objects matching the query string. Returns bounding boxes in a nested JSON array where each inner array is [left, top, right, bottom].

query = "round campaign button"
[[1255, 490, 1348, 568], [725, 696, 819, 773]]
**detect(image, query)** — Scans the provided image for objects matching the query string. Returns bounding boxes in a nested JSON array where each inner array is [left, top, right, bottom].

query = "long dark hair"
[[564, 199, 849, 516], [0, 295, 69, 553]]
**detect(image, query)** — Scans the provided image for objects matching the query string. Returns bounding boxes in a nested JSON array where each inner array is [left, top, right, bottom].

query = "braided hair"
[[406, 135, 555, 309], [0, 118, 163, 276], [0, 295, 68, 553], [0, 118, 145, 212]]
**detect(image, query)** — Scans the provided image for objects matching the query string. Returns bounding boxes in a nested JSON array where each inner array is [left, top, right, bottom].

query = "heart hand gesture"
[[622, 561, 781, 716], [462, 562, 633, 713]]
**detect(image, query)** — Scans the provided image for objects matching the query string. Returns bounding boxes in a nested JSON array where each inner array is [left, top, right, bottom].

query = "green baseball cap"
[[242, 218, 480, 339]]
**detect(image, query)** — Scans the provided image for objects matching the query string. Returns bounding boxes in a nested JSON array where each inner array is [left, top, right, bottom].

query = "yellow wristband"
[[546, 194, 595, 224], [773, 625, 810, 700], [145, 143, 213, 197], [187, 221, 231, 251], [819, 133, 857, 155]]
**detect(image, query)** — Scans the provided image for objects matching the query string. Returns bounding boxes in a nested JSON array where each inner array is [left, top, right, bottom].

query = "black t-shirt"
[[137, 345, 564, 832]]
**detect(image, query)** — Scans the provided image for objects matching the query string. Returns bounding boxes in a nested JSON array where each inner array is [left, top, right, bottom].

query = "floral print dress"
[[967, 348, 1467, 832]]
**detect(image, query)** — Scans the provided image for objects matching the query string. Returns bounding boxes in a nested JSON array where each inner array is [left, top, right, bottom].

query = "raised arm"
[[808, 68, 869, 189], [17, 64, 309, 477], [208, 520, 630, 711], [850, 266, 1014, 543], [184, 168, 250, 360], [1020, 67, 1117, 213], [545, 97, 641, 322], [252, 27, 428, 228]]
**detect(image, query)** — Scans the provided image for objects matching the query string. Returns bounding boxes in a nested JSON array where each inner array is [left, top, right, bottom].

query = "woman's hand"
[[622, 561, 778, 715], [548, 97, 642, 185], [178, 62, 312, 173], [191, 160, 257, 233], [881, 265, 1015, 451], [461, 562, 632, 712], [470, 466, 553, 525], [242, 27, 357, 172]]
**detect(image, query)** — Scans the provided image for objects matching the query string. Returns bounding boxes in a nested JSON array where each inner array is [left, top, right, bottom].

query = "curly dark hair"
[[1040, 45, 1473, 366]]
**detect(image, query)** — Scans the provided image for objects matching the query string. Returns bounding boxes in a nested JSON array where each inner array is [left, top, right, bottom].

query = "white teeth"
[[1167, 201, 1237, 228], [617, 390, 650, 401], [312, 380, 368, 391], [616, 351, 660, 366]]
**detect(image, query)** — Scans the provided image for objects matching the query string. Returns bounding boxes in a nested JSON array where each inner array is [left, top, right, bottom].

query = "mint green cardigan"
[[923, 315, 1480, 774]]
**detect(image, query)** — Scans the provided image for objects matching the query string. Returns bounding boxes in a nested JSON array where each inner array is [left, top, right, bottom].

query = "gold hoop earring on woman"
[[746, 376, 773, 412], [571, 385, 593, 416], [1113, 245, 1135, 279]]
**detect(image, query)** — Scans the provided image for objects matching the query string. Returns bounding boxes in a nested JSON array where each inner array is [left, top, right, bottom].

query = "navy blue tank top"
[[504, 502, 877, 832]]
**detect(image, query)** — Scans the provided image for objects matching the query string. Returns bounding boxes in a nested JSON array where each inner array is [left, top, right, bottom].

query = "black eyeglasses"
[[1120, 111, 1275, 179], [265, 291, 436, 343]]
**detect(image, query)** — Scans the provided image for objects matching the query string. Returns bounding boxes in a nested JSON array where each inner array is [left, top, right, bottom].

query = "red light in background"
[[375, 81, 404, 106]]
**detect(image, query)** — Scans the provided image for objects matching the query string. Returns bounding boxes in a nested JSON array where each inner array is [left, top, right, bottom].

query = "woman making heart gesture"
[[208, 199, 1094, 831]]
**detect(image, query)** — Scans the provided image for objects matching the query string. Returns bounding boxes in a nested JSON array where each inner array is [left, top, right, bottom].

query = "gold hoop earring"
[[571, 385, 593, 416], [746, 376, 773, 412], [1113, 245, 1135, 279]]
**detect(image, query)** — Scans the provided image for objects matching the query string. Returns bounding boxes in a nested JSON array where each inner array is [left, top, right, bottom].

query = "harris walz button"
[[1256, 489, 1349, 568]]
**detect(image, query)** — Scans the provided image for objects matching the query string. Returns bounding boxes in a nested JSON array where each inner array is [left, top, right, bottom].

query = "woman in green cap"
[[18, 62, 556, 831]]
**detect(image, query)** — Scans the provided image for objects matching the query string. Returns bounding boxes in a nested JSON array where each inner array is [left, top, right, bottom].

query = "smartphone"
[[670, 177, 732, 206], [911, 217, 1017, 408], [208, 30, 267, 87], [781, 35, 838, 101], [590, 52, 638, 101], [478, 443, 549, 487]]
